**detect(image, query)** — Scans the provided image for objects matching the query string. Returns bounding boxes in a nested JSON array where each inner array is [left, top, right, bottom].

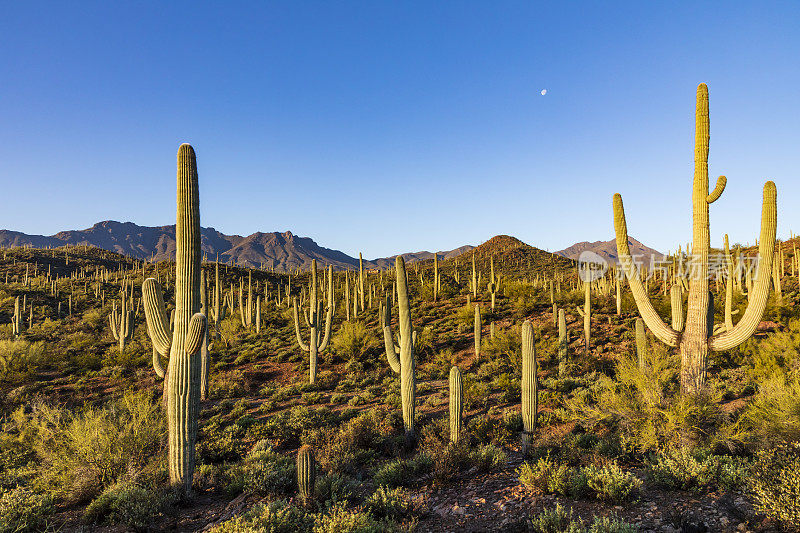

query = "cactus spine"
[[292, 260, 333, 384], [613, 84, 776, 394], [449, 366, 463, 444], [142, 144, 207, 493], [521, 320, 537, 454], [297, 444, 316, 505], [382, 256, 416, 444]]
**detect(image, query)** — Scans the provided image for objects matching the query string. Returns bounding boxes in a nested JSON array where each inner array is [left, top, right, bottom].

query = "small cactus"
[[297, 445, 316, 505]]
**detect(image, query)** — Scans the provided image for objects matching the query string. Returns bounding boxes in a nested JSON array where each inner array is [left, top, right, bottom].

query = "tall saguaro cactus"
[[521, 320, 537, 454], [613, 84, 776, 394], [109, 295, 134, 352], [474, 304, 481, 360], [449, 366, 463, 444], [292, 260, 333, 384], [575, 280, 591, 350], [382, 256, 416, 445], [142, 143, 207, 493]]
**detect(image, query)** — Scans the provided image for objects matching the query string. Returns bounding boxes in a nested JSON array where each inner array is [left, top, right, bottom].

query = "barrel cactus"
[[297, 444, 316, 505]]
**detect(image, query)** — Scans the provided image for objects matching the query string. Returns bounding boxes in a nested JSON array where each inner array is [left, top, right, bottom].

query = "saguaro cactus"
[[297, 444, 316, 505], [670, 284, 685, 332], [12, 296, 21, 337], [292, 260, 333, 385], [613, 84, 776, 394], [488, 255, 498, 311], [575, 280, 591, 350], [142, 143, 207, 493], [449, 366, 463, 444], [109, 296, 134, 352], [635, 317, 646, 369], [558, 308, 567, 362], [521, 320, 537, 454], [474, 304, 481, 360], [382, 256, 416, 445]]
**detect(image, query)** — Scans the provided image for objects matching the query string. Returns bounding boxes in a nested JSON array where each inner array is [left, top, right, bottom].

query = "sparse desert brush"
[[333, 320, 378, 361], [568, 343, 725, 453], [738, 318, 800, 382], [28, 389, 165, 502], [749, 442, 800, 527], [728, 376, 800, 448], [0, 339, 45, 379]]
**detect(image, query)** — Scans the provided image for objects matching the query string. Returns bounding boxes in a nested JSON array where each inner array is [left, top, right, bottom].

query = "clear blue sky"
[[1, 2, 798, 259]]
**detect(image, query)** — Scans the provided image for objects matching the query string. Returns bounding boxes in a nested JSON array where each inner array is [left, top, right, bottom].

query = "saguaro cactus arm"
[[710, 182, 776, 351], [184, 313, 207, 356], [292, 298, 310, 351], [143, 278, 172, 357], [706, 175, 727, 203], [613, 194, 680, 347]]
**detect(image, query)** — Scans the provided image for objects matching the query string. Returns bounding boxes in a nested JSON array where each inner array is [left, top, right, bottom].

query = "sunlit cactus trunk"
[[292, 260, 333, 384], [449, 366, 462, 444], [142, 144, 207, 494], [382, 256, 416, 445], [613, 84, 776, 395], [521, 320, 537, 455]]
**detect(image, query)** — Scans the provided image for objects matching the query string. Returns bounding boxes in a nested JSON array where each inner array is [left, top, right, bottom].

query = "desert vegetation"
[[0, 85, 798, 533]]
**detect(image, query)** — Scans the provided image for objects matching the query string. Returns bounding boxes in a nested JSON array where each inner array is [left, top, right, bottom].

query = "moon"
[[540, 89, 547, 96]]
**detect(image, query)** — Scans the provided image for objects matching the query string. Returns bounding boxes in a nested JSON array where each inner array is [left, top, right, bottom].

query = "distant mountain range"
[[0, 220, 660, 271], [554, 237, 663, 265], [0, 221, 474, 271]]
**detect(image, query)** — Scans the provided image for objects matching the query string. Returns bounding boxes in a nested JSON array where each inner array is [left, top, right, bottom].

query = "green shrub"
[[749, 442, 800, 527], [83, 479, 170, 528], [373, 454, 432, 488], [333, 321, 378, 361], [648, 447, 747, 492], [732, 377, 800, 448], [0, 340, 46, 380], [581, 462, 641, 502], [527, 503, 584, 533], [471, 443, 507, 472], [569, 346, 725, 453], [518, 455, 575, 496], [210, 500, 313, 533], [365, 486, 415, 520], [315, 472, 356, 509], [30, 389, 164, 502], [313, 504, 398, 533], [239, 448, 296, 497], [0, 486, 53, 533]]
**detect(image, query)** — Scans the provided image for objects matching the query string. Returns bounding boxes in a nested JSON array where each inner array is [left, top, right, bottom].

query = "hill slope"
[[555, 237, 663, 265]]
